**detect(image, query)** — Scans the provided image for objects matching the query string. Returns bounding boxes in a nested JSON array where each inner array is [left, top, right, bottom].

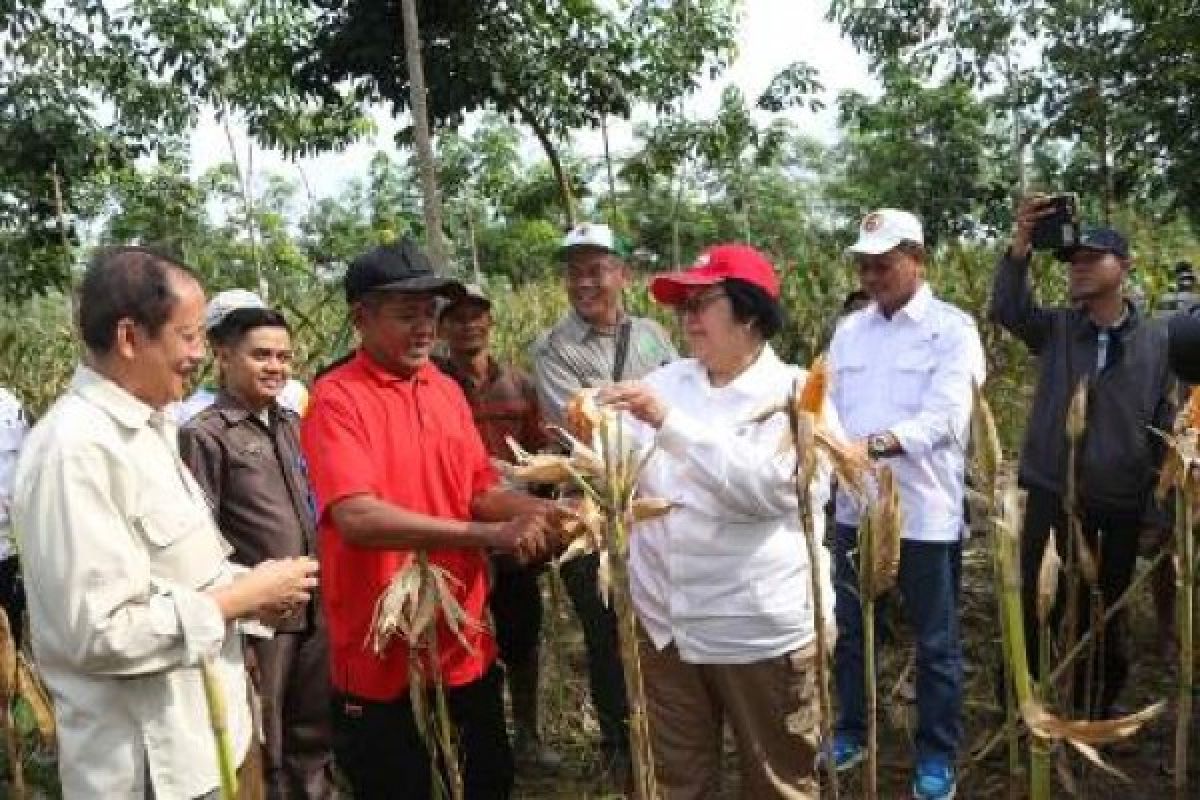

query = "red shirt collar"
[[353, 349, 437, 386]]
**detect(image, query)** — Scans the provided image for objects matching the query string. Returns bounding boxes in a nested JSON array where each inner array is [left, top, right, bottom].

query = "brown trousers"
[[250, 627, 336, 800], [638, 631, 822, 800]]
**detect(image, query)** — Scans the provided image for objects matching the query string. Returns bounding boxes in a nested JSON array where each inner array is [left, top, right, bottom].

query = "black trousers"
[[490, 561, 542, 669], [0, 556, 23, 647], [559, 551, 630, 755], [1019, 486, 1142, 713], [331, 665, 513, 800]]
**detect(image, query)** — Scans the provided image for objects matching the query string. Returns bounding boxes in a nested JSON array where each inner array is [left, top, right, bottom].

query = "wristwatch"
[[867, 433, 892, 460]]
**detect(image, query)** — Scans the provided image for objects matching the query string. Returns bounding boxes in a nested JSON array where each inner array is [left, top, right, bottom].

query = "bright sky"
[[188, 0, 874, 203]]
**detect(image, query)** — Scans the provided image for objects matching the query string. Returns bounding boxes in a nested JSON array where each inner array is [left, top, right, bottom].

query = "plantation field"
[[1, 252, 1195, 798]]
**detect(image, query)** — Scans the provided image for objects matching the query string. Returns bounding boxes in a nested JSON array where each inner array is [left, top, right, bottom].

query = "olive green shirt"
[[529, 310, 677, 427]]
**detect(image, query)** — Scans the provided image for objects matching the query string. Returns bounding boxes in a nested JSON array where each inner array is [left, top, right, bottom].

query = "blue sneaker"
[[912, 757, 956, 800], [821, 734, 865, 772]]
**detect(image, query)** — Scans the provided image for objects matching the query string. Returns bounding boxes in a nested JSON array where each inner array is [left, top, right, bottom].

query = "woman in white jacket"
[[601, 244, 837, 800]]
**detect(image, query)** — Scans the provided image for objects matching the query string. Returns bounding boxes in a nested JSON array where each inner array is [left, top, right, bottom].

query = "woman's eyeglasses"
[[677, 289, 727, 315]]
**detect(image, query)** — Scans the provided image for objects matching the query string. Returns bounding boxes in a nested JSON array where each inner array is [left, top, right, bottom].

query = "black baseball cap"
[[1056, 225, 1130, 262], [344, 238, 465, 303]]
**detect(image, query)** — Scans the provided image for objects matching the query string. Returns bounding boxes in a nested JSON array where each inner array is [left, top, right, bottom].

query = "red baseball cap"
[[650, 244, 781, 306]]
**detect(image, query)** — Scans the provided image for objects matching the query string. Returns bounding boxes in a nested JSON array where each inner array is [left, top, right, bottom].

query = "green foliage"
[[831, 63, 1010, 246], [296, 0, 739, 218]]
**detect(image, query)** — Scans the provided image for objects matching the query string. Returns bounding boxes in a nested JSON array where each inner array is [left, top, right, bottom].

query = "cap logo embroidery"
[[863, 213, 883, 233], [694, 253, 711, 267]]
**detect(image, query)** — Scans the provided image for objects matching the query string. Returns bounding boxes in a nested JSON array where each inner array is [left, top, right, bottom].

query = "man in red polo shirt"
[[301, 238, 559, 799]]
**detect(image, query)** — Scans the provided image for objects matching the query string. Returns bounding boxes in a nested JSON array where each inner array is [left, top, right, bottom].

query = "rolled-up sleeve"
[[20, 445, 227, 676], [889, 317, 987, 459]]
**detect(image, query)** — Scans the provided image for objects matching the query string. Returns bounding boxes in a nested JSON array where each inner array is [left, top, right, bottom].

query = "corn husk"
[[367, 557, 476, 657], [1036, 533, 1062, 627], [865, 466, 903, 597], [0, 607, 14, 702], [1066, 380, 1088, 441], [969, 382, 1003, 492], [796, 355, 828, 418], [566, 388, 605, 445]]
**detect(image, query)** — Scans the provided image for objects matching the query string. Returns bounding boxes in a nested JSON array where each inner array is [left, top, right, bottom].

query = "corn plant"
[[199, 657, 237, 800], [857, 465, 902, 800], [970, 389, 1164, 798], [505, 389, 671, 800], [368, 550, 477, 800], [1153, 385, 1200, 799], [1, 608, 24, 800], [749, 356, 872, 798]]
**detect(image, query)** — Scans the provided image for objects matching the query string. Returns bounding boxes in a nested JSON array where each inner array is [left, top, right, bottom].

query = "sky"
[[188, 0, 875, 203]]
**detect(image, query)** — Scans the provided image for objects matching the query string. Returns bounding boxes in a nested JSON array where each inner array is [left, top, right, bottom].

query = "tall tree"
[[295, 0, 739, 224], [0, 0, 367, 300], [830, 63, 1008, 247]]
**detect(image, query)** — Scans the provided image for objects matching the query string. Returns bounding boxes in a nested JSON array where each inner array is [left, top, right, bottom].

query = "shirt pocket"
[[890, 348, 935, 411], [134, 503, 227, 589], [834, 357, 870, 405]]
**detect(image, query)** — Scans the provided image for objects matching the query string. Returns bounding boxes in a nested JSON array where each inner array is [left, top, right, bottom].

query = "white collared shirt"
[[0, 387, 28, 560], [12, 366, 252, 800], [627, 346, 837, 664], [829, 283, 986, 542]]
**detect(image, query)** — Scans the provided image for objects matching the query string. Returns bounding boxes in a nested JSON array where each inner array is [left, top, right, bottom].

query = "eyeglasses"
[[677, 289, 728, 315]]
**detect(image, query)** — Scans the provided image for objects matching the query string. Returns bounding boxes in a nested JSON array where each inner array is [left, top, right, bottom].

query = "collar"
[[438, 354, 501, 389], [565, 309, 627, 341], [212, 390, 277, 426], [681, 344, 784, 397], [866, 282, 932, 324], [71, 365, 159, 431], [1076, 299, 1140, 337], [354, 348, 436, 386]]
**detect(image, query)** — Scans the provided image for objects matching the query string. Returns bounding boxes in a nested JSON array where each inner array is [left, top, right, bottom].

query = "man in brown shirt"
[[436, 284, 562, 773], [180, 290, 335, 800]]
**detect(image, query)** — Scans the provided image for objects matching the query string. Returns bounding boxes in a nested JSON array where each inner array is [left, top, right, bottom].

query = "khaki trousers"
[[638, 630, 821, 800]]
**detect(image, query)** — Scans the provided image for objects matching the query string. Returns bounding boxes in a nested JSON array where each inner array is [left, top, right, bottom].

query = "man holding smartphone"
[[989, 196, 1175, 718]]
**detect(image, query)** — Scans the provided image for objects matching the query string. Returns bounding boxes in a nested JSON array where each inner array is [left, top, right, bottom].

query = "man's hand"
[[598, 381, 668, 428], [211, 557, 319, 623], [486, 512, 556, 565], [1011, 195, 1060, 260]]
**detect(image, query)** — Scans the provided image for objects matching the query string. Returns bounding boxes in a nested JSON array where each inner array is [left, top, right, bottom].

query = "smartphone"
[[1031, 193, 1081, 251]]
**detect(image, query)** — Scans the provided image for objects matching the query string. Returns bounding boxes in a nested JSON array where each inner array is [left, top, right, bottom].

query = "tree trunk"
[[515, 102, 577, 227], [400, 0, 450, 273], [601, 114, 619, 226]]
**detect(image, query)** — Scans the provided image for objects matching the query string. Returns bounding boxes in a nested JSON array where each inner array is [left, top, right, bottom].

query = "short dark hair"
[[78, 246, 199, 354], [209, 308, 290, 347], [723, 277, 785, 339]]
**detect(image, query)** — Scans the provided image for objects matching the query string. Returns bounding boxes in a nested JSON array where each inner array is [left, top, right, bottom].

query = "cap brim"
[[1055, 244, 1114, 263], [649, 271, 723, 306], [845, 236, 903, 257], [371, 275, 467, 298], [559, 241, 618, 257]]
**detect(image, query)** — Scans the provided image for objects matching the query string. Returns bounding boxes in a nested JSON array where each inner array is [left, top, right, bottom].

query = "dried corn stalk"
[[507, 390, 667, 800], [367, 552, 479, 800], [1155, 387, 1200, 799], [993, 485, 1163, 785], [864, 466, 903, 597], [0, 606, 24, 799]]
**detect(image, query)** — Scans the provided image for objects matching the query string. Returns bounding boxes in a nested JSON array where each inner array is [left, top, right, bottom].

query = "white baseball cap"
[[846, 209, 924, 256], [205, 288, 266, 331], [560, 222, 626, 257]]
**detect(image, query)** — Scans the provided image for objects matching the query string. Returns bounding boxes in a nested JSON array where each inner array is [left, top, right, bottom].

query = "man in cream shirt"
[[13, 246, 318, 800], [828, 210, 985, 800]]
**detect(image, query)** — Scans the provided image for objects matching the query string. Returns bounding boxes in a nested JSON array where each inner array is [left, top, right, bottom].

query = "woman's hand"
[[598, 382, 669, 428]]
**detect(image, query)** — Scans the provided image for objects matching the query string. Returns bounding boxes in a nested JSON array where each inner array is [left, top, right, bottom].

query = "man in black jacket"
[[989, 196, 1175, 717]]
